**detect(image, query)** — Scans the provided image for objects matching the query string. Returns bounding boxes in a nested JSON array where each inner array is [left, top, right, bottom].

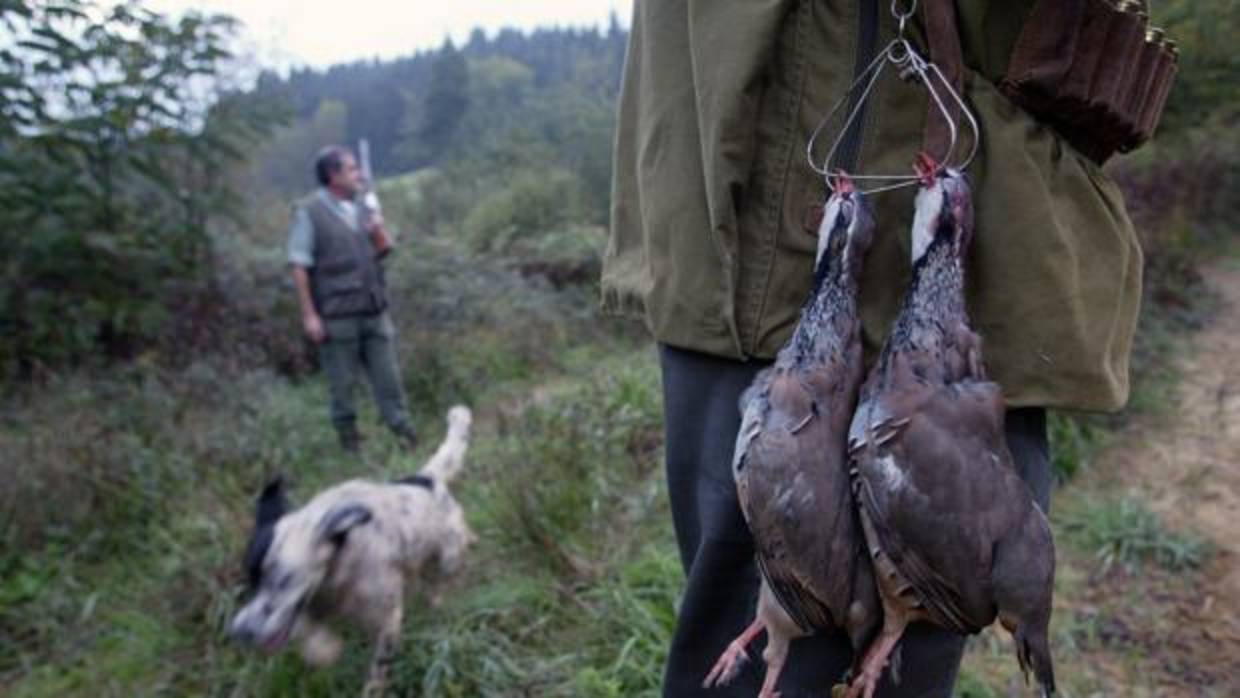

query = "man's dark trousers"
[[320, 311, 412, 436], [659, 345, 1053, 698]]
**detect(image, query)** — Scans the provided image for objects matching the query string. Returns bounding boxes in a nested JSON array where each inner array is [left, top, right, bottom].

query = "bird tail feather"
[[1013, 624, 1056, 697]]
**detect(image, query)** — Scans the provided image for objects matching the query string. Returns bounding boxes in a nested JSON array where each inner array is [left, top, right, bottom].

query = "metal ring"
[[891, 0, 918, 21], [887, 38, 911, 65]]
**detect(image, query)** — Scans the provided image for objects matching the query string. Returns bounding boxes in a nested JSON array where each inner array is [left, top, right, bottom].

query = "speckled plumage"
[[845, 167, 1056, 698], [705, 183, 880, 697]]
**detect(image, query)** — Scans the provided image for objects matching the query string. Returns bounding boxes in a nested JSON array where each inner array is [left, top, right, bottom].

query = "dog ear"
[[317, 503, 372, 547], [244, 476, 289, 589], [243, 526, 275, 589], [255, 474, 289, 527]]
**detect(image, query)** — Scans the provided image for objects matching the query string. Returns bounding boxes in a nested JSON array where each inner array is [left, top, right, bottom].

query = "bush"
[[1111, 122, 1240, 292], [0, 2, 281, 379], [460, 167, 589, 255], [1060, 495, 1212, 573]]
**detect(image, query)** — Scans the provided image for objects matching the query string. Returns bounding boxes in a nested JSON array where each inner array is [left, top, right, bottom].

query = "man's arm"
[[287, 205, 326, 343], [290, 266, 325, 343]]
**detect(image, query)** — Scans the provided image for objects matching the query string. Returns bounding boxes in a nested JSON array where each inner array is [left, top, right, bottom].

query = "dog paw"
[[300, 628, 343, 667]]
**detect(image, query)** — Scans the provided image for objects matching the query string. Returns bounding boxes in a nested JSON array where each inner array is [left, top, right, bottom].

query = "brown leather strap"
[[920, 0, 965, 161]]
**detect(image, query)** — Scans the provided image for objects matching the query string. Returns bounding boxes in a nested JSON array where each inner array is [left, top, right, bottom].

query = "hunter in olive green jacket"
[[603, 0, 1142, 412]]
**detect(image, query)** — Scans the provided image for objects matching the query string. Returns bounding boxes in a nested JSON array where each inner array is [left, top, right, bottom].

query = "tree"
[[255, 100, 349, 194], [1151, 0, 1240, 135], [406, 40, 469, 167], [0, 0, 279, 377]]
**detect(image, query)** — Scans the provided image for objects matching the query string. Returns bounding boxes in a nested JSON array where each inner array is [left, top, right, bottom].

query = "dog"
[[229, 405, 476, 697]]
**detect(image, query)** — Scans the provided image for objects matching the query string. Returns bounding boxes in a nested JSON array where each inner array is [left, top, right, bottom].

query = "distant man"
[[287, 145, 418, 453]]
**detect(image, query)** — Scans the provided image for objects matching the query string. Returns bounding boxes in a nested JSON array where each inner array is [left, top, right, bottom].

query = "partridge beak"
[[832, 171, 855, 195], [913, 152, 938, 187]]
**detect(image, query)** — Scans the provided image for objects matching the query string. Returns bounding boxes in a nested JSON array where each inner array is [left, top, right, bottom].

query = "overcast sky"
[[143, 0, 633, 70]]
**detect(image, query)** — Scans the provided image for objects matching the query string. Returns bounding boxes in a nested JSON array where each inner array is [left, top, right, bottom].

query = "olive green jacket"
[[603, 0, 1142, 411]]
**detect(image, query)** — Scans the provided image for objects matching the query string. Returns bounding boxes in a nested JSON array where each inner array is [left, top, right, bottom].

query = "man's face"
[[329, 154, 362, 197]]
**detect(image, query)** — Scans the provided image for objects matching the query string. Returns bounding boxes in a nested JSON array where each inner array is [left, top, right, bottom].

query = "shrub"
[[460, 167, 588, 255], [1060, 495, 1212, 573]]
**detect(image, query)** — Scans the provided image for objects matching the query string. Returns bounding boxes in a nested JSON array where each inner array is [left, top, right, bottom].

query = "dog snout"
[[229, 621, 255, 644], [229, 608, 260, 644]]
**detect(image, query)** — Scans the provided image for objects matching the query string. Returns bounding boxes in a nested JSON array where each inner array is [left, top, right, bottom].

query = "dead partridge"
[[704, 176, 880, 698], [844, 155, 1056, 698]]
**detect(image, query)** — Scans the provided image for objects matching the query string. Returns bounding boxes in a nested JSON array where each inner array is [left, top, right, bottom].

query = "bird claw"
[[702, 642, 750, 688], [843, 671, 880, 698]]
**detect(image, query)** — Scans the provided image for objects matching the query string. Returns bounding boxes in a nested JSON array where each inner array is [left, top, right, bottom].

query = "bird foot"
[[703, 617, 766, 688], [702, 639, 751, 688], [844, 625, 903, 698], [843, 664, 886, 698]]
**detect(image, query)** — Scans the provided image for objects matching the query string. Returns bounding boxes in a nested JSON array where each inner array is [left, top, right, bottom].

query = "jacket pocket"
[[318, 271, 364, 299], [317, 257, 359, 277]]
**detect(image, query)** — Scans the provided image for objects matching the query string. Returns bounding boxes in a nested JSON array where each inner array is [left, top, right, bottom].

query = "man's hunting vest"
[[305, 194, 387, 318]]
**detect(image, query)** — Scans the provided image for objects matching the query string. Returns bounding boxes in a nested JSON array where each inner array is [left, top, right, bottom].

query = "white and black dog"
[[230, 406, 476, 696]]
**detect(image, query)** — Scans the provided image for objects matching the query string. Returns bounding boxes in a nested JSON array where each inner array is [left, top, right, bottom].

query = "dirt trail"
[[1079, 260, 1240, 694]]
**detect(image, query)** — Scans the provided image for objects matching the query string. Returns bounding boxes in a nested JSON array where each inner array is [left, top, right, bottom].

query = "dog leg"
[[300, 620, 344, 667], [361, 604, 403, 698], [414, 521, 471, 609]]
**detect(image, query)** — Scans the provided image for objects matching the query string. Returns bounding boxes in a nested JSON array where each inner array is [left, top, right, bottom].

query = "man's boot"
[[337, 423, 362, 454]]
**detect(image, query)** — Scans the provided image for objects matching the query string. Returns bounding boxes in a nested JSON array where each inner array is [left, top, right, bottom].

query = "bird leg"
[[758, 626, 792, 698], [702, 617, 765, 688], [845, 616, 907, 698], [754, 577, 806, 698]]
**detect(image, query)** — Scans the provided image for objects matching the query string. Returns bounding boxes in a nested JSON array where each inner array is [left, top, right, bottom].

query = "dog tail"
[[418, 405, 472, 485]]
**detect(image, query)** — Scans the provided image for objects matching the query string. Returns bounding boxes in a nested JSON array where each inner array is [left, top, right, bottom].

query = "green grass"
[[1047, 411, 1108, 482], [2, 276, 1227, 696], [4, 146, 1235, 697], [0, 343, 675, 697], [1059, 494, 1212, 574]]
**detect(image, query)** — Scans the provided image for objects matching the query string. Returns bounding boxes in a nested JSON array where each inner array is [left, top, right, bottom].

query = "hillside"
[[2, 0, 1239, 696]]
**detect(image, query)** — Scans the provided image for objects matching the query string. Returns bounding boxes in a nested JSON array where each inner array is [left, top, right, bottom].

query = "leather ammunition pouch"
[[999, 0, 1178, 164]]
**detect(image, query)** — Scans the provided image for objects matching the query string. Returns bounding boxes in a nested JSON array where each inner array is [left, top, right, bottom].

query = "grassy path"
[[958, 258, 1240, 697]]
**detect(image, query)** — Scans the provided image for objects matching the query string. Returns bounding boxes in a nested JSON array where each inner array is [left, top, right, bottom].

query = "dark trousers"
[[658, 345, 1052, 698], [319, 311, 412, 433]]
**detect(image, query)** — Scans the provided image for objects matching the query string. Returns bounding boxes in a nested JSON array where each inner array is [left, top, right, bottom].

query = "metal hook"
[[891, 0, 918, 35], [805, 33, 979, 195], [891, 0, 918, 19], [923, 59, 980, 171]]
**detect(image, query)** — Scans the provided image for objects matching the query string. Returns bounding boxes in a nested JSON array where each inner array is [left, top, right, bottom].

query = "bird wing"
[[852, 377, 1015, 635], [732, 373, 770, 488], [733, 369, 772, 530], [740, 365, 860, 631], [756, 547, 834, 631]]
